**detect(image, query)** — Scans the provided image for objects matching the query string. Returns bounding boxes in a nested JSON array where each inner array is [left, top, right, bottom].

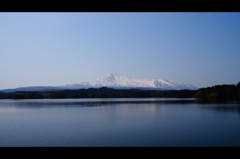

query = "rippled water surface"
[[0, 98, 240, 147]]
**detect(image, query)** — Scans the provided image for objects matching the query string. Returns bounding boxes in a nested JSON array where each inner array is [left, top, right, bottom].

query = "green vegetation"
[[194, 82, 240, 102]]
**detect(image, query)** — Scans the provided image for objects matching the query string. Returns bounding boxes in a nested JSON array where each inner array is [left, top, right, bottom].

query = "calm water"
[[0, 98, 240, 147]]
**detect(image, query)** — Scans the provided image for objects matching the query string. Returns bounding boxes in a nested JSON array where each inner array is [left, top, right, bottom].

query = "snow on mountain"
[[64, 73, 198, 90], [0, 73, 198, 92]]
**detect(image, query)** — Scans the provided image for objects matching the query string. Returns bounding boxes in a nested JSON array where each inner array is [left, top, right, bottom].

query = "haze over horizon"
[[1, 12, 240, 90]]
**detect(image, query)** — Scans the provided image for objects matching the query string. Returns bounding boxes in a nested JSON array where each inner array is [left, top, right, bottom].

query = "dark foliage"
[[0, 87, 196, 99], [194, 82, 240, 102]]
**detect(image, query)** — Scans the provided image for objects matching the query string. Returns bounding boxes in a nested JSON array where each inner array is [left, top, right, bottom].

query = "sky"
[[0, 12, 240, 90]]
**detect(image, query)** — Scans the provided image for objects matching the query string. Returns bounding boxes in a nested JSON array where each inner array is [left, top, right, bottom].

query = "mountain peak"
[[0, 73, 198, 92], [105, 73, 118, 76], [77, 73, 198, 90]]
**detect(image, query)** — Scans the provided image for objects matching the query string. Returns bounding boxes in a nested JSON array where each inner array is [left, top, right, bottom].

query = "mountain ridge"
[[65, 73, 198, 90], [0, 73, 198, 93]]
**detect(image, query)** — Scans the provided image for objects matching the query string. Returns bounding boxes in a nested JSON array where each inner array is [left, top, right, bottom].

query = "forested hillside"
[[0, 87, 196, 99], [194, 82, 240, 102]]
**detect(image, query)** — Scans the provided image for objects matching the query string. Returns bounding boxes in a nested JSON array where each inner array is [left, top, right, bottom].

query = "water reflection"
[[198, 103, 240, 114], [1, 98, 239, 116], [0, 98, 196, 108], [1, 98, 240, 146]]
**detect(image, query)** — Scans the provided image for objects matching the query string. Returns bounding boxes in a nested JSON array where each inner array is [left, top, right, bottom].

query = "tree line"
[[0, 87, 196, 99], [194, 82, 240, 102], [1, 82, 240, 102]]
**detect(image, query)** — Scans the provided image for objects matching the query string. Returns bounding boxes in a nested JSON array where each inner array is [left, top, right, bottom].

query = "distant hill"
[[194, 82, 240, 102], [0, 86, 62, 93]]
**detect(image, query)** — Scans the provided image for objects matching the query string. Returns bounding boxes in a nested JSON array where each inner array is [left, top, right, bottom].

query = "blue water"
[[0, 98, 240, 147]]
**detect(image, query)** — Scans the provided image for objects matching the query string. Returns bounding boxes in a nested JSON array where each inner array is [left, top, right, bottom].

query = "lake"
[[0, 98, 240, 147]]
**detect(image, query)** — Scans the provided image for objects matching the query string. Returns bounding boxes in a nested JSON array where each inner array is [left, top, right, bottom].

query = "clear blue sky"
[[1, 12, 240, 89]]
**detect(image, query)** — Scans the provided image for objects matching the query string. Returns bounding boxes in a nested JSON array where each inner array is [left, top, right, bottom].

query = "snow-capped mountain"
[[0, 73, 198, 92], [62, 73, 198, 90]]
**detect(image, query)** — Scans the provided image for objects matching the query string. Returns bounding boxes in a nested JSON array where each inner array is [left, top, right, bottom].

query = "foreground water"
[[0, 98, 240, 147]]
